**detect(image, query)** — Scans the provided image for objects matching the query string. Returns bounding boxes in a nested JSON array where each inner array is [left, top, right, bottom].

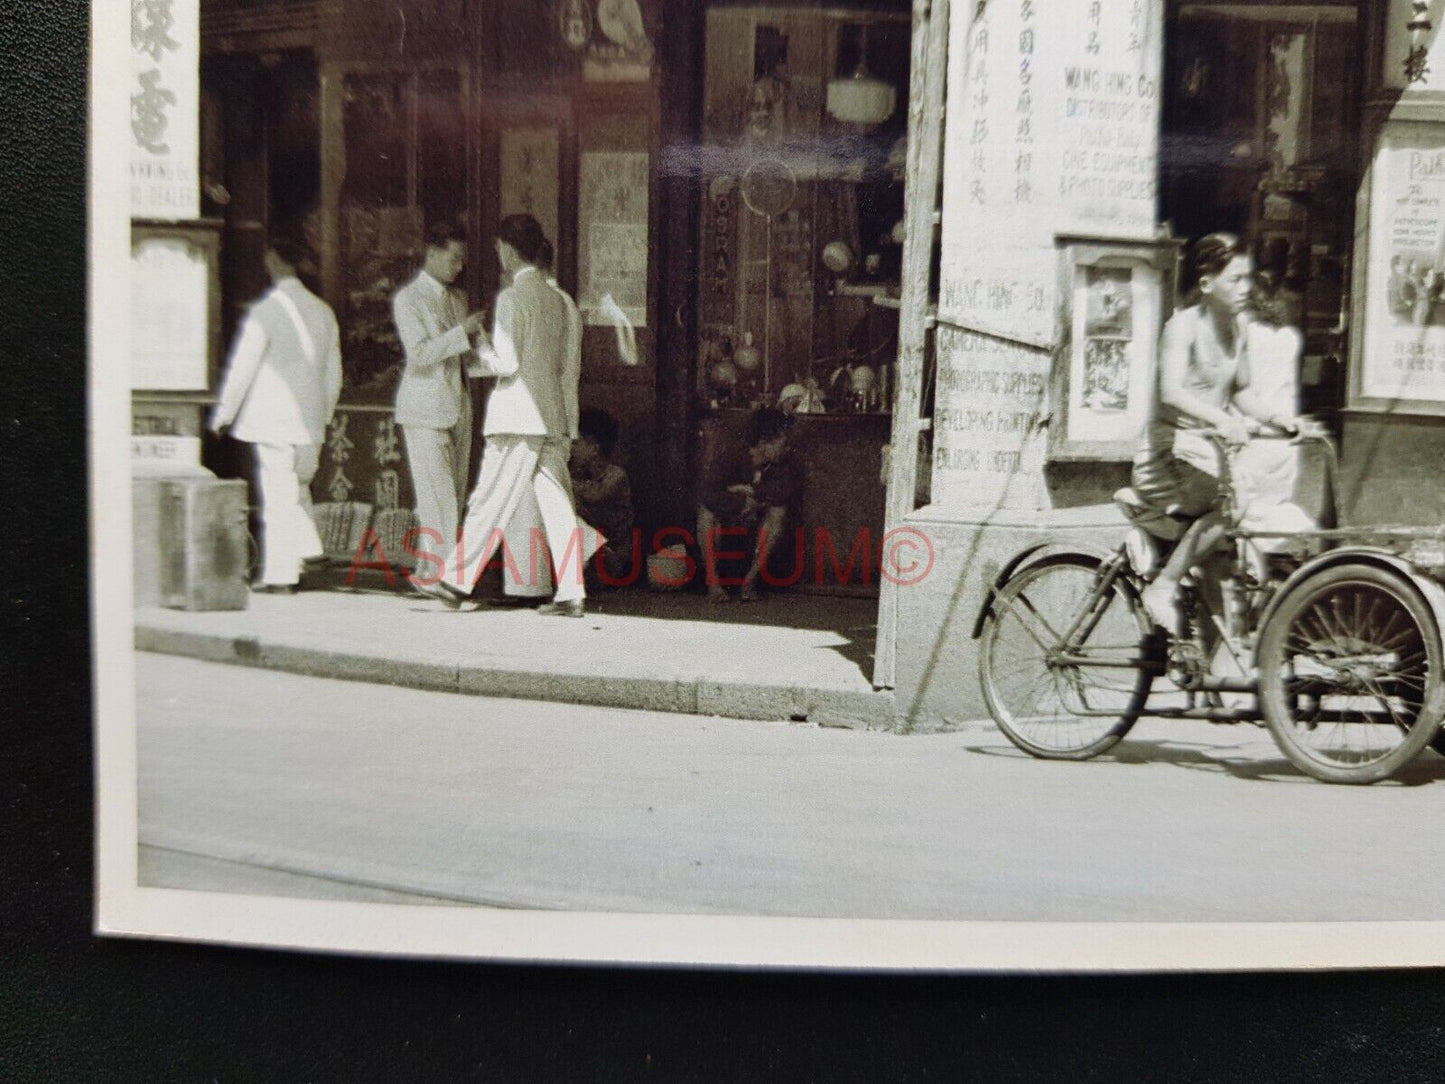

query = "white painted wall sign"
[[131, 235, 209, 390]]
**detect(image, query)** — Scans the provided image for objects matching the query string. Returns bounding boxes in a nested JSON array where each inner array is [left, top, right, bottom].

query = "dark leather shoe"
[[411, 578, 479, 611], [536, 599, 585, 618], [252, 583, 298, 595]]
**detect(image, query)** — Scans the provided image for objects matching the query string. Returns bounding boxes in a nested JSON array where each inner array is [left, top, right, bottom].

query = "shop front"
[[194, 0, 668, 571], [189, 0, 914, 598], [890, 0, 1445, 729]]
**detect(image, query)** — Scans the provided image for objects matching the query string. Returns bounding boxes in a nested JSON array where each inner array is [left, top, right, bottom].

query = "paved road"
[[137, 653, 1445, 922]]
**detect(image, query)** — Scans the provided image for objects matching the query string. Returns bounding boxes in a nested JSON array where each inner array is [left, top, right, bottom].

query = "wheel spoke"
[[981, 560, 1151, 759]]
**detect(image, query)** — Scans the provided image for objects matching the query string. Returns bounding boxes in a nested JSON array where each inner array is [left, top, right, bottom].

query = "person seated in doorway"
[[696, 407, 802, 603], [570, 408, 635, 584]]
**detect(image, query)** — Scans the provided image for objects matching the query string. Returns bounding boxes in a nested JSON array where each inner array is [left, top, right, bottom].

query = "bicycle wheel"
[[979, 555, 1155, 760], [1257, 562, 1445, 784]]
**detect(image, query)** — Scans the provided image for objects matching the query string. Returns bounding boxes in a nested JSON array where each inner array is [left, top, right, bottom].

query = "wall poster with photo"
[[578, 149, 649, 327], [1357, 121, 1445, 412], [1051, 236, 1180, 460]]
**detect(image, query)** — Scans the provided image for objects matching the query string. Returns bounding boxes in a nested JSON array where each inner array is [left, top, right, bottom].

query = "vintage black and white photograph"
[[94, 0, 1445, 969]]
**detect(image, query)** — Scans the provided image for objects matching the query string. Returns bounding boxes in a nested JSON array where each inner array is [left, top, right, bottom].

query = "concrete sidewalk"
[[134, 581, 896, 729]]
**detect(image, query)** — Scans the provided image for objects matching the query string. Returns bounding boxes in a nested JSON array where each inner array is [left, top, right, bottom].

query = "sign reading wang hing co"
[[130, 0, 199, 220]]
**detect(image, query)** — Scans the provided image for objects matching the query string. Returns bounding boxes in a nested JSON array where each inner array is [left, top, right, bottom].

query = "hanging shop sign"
[[1359, 122, 1445, 408], [130, 0, 199, 220], [578, 149, 649, 326], [500, 128, 561, 254]]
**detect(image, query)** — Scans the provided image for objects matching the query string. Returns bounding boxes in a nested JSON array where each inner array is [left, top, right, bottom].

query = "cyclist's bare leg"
[[1141, 511, 1229, 629]]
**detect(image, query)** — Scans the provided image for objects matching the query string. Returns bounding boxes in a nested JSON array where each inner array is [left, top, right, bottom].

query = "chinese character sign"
[[131, 0, 199, 219], [579, 151, 650, 326], [938, 1, 1163, 348]]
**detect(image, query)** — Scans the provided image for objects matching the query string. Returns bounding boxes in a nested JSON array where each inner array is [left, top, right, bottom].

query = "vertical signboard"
[[130, 0, 200, 220], [933, 1, 1163, 506], [931, 326, 1052, 511], [1382, 0, 1445, 93], [499, 128, 561, 253]]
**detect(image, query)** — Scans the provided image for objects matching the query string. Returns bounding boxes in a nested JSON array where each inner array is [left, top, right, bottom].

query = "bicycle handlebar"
[[1190, 423, 1339, 524]]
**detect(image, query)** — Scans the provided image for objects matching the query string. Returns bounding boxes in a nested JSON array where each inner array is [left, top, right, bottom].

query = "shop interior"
[[1160, 1, 1362, 422]]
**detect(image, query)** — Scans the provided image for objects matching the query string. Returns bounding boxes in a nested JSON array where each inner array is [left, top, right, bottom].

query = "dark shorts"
[[1130, 449, 1220, 519]]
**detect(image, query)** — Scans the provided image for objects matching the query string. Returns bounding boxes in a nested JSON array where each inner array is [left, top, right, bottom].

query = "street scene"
[[108, 0, 1445, 957]]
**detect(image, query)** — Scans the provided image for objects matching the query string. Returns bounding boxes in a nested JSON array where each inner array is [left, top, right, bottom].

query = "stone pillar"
[[894, 1, 1166, 729]]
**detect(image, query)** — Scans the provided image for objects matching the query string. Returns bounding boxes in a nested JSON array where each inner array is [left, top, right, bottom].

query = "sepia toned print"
[[95, 0, 1445, 970]]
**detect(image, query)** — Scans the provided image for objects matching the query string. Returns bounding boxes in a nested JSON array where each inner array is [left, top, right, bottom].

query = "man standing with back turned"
[[393, 223, 491, 575], [209, 239, 342, 593], [418, 214, 588, 616]]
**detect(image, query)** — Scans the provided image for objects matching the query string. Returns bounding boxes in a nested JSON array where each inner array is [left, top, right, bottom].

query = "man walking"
[[421, 214, 588, 616], [392, 223, 490, 571], [209, 239, 342, 593]]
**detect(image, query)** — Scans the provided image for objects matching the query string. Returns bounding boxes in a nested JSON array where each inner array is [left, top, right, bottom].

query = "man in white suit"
[[392, 223, 490, 573], [209, 240, 342, 593], [420, 214, 589, 616]]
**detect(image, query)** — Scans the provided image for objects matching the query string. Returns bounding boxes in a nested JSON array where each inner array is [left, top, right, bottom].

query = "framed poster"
[[1355, 121, 1445, 412], [130, 220, 221, 392], [1050, 235, 1180, 460]]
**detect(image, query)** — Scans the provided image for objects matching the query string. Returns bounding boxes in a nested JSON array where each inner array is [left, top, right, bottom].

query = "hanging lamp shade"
[[826, 71, 896, 125], [826, 23, 895, 125]]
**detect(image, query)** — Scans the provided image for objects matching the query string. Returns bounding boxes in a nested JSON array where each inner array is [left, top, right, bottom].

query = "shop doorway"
[[1161, 2, 1362, 419]]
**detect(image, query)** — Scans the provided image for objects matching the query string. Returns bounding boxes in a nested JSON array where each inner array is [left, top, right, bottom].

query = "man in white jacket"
[[419, 214, 589, 616], [209, 240, 343, 593], [392, 223, 491, 572]]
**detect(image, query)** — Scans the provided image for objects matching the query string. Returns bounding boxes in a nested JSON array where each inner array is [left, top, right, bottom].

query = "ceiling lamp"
[[1406, 0, 1433, 84], [826, 24, 896, 126]]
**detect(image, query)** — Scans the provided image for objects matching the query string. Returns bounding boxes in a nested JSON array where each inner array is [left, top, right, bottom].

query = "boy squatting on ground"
[[696, 407, 802, 603]]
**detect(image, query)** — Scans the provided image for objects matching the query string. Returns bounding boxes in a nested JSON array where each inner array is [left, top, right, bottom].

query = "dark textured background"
[[2, 3, 1444, 1080]]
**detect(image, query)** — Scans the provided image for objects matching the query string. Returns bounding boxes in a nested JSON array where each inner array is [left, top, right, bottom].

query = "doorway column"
[[893, 0, 1167, 729]]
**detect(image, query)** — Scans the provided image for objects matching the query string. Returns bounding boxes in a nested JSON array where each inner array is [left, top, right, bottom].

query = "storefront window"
[[697, 8, 909, 414]]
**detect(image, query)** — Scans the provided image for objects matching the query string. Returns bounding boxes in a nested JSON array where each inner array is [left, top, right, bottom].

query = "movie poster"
[[1361, 122, 1445, 405]]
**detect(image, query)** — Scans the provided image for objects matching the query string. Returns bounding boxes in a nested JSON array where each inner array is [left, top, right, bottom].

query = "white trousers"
[[252, 442, 324, 586], [445, 435, 588, 603], [402, 414, 471, 567]]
